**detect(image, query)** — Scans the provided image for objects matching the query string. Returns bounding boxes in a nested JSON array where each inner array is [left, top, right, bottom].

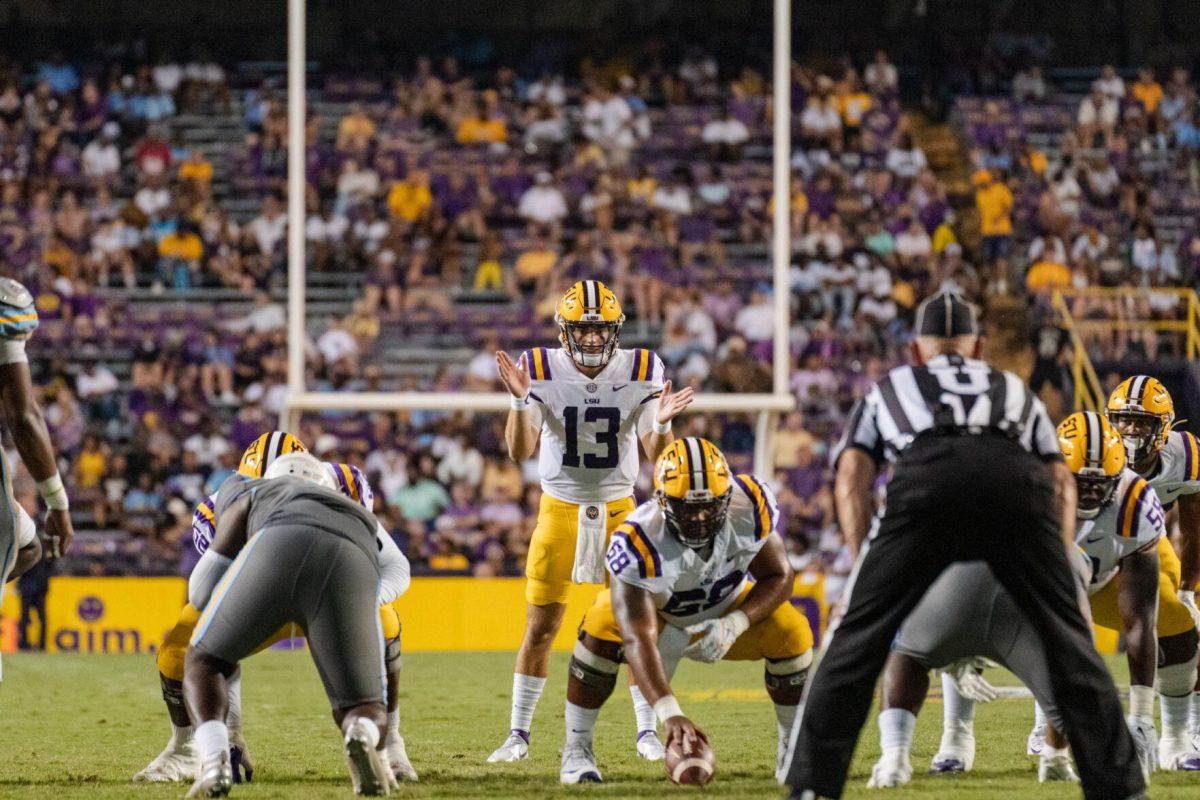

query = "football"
[[665, 736, 716, 786]]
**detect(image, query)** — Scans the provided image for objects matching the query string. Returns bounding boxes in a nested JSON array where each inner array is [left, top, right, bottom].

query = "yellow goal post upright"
[[279, 0, 797, 477]]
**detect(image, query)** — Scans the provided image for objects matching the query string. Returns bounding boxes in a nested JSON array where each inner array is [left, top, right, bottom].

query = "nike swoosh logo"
[[609, 510, 624, 517], [612, 384, 628, 391], [1085, 536, 1105, 543]]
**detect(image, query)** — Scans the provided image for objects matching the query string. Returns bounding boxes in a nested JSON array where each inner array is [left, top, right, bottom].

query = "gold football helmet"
[[238, 431, 308, 478], [654, 437, 732, 549], [1058, 411, 1125, 519], [1106, 375, 1175, 464], [554, 280, 625, 368]]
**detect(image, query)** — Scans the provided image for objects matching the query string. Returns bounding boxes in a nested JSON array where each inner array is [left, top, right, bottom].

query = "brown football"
[[665, 737, 715, 786]]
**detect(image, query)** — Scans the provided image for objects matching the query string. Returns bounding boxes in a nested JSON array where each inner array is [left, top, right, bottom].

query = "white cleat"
[[386, 734, 419, 782], [930, 726, 975, 774], [344, 719, 394, 796], [636, 730, 665, 761], [1026, 724, 1046, 757], [133, 737, 201, 783], [867, 748, 913, 789], [185, 752, 233, 798], [486, 731, 529, 763], [560, 743, 603, 784], [1158, 737, 1200, 771], [1038, 753, 1079, 782]]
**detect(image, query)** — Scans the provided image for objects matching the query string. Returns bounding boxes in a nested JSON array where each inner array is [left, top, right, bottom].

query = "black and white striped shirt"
[[833, 353, 1062, 466]]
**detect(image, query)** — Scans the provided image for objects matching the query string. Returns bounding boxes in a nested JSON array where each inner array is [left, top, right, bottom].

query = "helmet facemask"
[[558, 318, 622, 368], [1108, 411, 1163, 464], [659, 489, 731, 550], [1074, 469, 1120, 519]]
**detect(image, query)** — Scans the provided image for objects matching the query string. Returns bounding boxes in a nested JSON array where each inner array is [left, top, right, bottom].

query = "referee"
[[782, 291, 1144, 800]]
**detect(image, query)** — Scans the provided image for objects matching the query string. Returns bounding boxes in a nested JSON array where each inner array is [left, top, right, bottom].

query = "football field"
[[2, 650, 1196, 799]]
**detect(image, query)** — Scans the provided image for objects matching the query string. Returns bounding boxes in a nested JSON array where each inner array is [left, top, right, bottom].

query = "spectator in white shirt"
[[76, 360, 120, 422], [701, 107, 751, 161], [1072, 226, 1110, 265], [1012, 65, 1048, 101], [184, 421, 232, 469], [518, 171, 569, 238], [582, 84, 635, 155], [223, 290, 285, 333], [857, 285, 898, 327], [305, 201, 349, 271], [335, 158, 380, 214], [1095, 65, 1126, 99], [800, 81, 842, 151], [248, 195, 287, 256], [651, 171, 694, 217], [463, 334, 502, 392], [526, 74, 566, 106], [894, 218, 933, 264], [1083, 158, 1120, 207], [134, 181, 171, 218], [864, 50, 898, 95], [1028, 233, 1067, 266], [152, 58, 184, 94], [733, 288, 775, 345], [1078, 85, 1119, 147], [82, 122, 121, 183], [884, 133, 928, 179], [1131, 224, 1159, 281], [317, 318, 359, 371]]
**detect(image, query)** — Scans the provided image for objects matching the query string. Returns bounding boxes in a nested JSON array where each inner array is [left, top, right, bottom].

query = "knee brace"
[[1157, 651, 1199, 698], [765, 653, 812, 699], [569, 641, 619, 694]]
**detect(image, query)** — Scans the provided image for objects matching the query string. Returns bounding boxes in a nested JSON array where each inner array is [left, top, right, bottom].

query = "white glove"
[[941, 658, 999, 703], [684, 611, 750, 664], [1178, 589, 1200, 628], [1126, 714, 1158, 779]]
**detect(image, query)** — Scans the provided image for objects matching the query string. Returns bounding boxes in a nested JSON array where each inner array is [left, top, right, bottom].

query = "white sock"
[[510, 674, 546, 735], [171, 723, 194, 745], [225, 672, 243, 731], [1034, 701, 1047, 730], [386, 708, 401, 744], [630, 685, 656, 735], [941, 672, 975, 733], [1042, 744, 1070, 759], [775, 703, 799, 752], [193, 720, 229, 764], [1161, 693, 1191, 740], [565, 701, 600, 747], [878, 708, 916, 753]]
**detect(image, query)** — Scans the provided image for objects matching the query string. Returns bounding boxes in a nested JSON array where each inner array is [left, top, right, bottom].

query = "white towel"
[[572, 502, 608, 585]]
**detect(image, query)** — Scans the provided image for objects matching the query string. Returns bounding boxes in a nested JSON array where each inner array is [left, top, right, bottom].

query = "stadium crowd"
[[0, 46, 1198, 607]]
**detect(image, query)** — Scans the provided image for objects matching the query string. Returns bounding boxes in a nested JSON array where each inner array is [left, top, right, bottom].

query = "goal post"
[[282, 0, 796, 477]]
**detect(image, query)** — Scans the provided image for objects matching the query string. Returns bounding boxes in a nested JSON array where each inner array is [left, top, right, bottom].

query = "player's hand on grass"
[[684, 611, 749, 663], [44, 507, 73, 559], [942, 658, 999, 703], [656, 380, 695, 426], [495, 351, 531, 400], [664, 715, 709, 755]]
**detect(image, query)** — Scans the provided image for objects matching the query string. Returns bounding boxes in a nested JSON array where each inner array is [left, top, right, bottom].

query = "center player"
[[487, 280, 694, 763], [557, 437, 813, 783], [1105, 375, 1200, 747]]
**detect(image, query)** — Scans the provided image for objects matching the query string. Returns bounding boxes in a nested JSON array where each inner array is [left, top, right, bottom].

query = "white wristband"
[[653, 694, 684, 723], [511, 394, 530, 410], [1129, 685, 1154, 718], [652, 419, 672, 435], [37, 473, 69, 511]]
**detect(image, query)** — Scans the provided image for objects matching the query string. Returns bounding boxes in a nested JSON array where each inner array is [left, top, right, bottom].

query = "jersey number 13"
[[562, 406, 620, 469]]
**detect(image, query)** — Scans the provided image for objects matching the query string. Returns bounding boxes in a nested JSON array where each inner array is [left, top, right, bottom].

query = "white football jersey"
[[523, 346, 664, 504], [604, 473, 778, 626], [1143, 430, 1200, 509], [1076, 468, 1164, 592]]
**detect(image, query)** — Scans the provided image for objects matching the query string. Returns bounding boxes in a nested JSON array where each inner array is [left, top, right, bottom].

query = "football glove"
[[684, 611, 750, 664], [941, 658, 999, 703], [1178, 589, 1200, 629], [1125, 714, 1158, 779]]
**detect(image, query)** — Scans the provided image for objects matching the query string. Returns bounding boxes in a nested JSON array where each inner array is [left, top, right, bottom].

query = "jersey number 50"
[[563, 406, 620, 469]]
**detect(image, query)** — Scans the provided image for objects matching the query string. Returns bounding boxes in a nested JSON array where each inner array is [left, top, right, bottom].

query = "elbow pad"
[[188, 549, 233, 610]]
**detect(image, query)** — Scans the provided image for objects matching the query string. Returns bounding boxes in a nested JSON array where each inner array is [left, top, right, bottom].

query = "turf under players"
[[0, 274, 74, 679], [487, 280, 694, 763], [136, 434, 416, 784], [184, 452, 394, 797], [1106, 375, 1200, 748], [557, 437, 813, 783]]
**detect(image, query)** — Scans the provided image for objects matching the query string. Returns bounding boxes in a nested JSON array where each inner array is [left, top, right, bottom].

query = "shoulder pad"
[[730, 473, 778, 542], [0, 276, 32, 308]]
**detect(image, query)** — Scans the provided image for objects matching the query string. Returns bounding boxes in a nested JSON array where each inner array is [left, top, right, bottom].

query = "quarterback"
[[0, 274, 74, 678], [1106, 376, 1200, 747], [487, 280, 693, 763], [135, 434, 416, 784], [557, 437, 813, 783]]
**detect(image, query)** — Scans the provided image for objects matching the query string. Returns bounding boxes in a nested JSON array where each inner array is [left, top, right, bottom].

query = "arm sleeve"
[[16, 502, 36, 547], [375, 521, 412, 603], [0, 338, 26, 365], [830, 391, 884, 467], [188, 548, 233, 610]]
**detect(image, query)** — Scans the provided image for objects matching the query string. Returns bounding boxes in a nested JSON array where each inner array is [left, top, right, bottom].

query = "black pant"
[[784, 435, 1143, 800]]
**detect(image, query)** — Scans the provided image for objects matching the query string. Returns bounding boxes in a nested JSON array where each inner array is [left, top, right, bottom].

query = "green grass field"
[[0, 651, 1195, 799]]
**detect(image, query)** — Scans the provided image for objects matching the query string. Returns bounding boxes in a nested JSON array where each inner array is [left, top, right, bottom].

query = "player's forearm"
[[643, 430, 674, 461], [736, 574, 791, 628], [504, 411, 538, 462], [623, 630, 674, 705], [1049, 460, 1078, 550], [834, 451, 877, 557], [0, 378, 59, 481], [1118, 551, 1159, 688]]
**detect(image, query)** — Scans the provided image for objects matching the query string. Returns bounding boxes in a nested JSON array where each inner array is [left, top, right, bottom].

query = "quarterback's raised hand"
[[656, 380, 695, 426], [495, 351, 531, 400]]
